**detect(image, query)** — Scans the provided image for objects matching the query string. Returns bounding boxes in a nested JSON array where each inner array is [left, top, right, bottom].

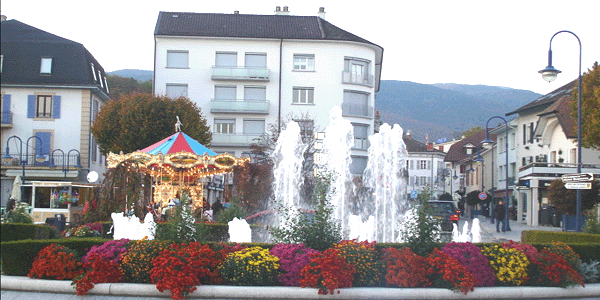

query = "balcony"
[[1, 111, 13, 127], [1, 151, 81, 178], [211, 66, 270, 81], [342, 71, 374, 87], [341, 102, 373, 119], [210, 99, 270, 114], [211, 133, 263, 147], [518, 162, 600, 178]]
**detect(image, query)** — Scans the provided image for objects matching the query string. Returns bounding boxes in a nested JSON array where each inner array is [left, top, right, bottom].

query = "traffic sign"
[[478, 192, 488, 200], [565, 182, 592, 190], [561, 173, 594, 183], [410, 190, 418, 199]]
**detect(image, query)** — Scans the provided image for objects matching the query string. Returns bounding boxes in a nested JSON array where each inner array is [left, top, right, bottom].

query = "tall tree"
[[571, 61, 600, 150], [460, 126, 484, 138], [92, 94, 211, 155]]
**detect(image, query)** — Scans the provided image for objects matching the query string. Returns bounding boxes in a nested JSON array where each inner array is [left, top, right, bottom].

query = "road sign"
[[478, 192, 488, 200], [561, 173, 594, 183], [411, 190, 418, 199], [565, 182, 592, 190]]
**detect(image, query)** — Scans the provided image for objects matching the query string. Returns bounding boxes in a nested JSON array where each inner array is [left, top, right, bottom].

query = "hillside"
[[375, 81, 541, 142], [108, 69, 153, 82], [106, 70, 542, 142]]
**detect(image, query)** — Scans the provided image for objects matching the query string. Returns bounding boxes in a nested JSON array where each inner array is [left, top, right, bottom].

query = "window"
[[523, 124, 527, 144], [216, 52, 237, 67], [40, 57, 52, 74], [245, 53, 267, 68], [344, 58, 370, 84], [91, 136, 97, 162], [293, 87, 314, 104], [353, 124, 369, 149], [529, 122, 535, 143], [569, 148, 576, 164], [244, 86, 266, 100], [419, 176, 429, 186], [409, 160, 414, 170], [215, 86, 236, 100], [166, 84, 188, 98], [243, 119, 265, 135], [214, 119, 235, 134], [36, 95, 53, 118], [294, 119, 314, 142], [350, 156, 368, 175], [416, 160, 430, 170], [91, 63, 97, 81], [549, 151, 557, 163], [293, 54, 314, 71], [167, 51, 189, 68], [343, 91, 369, 117], [510, 132, 516, 149], [1, 55, 3, 73]]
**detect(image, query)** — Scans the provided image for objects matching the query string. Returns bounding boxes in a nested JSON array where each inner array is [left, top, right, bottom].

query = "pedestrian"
[[494, 201, 506, 232], [212, 199, 223, 220]]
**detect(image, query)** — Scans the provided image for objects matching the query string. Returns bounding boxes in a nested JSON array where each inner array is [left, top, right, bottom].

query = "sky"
[[2, 0, 599, 95]]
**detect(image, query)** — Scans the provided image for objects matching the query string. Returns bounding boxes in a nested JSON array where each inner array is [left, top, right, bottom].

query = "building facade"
[[1, 18, 110, 222], [153, 8, 383, 174]]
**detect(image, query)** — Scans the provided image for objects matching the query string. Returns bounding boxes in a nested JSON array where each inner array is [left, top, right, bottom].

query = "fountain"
[[270, 107, 409, 243], [228, 217, 252, 243], [451, 218, 482, 243], [111, 212, 155, 240]]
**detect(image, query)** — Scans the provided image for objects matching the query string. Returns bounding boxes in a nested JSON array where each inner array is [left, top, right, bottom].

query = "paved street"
[[464, 215, 563, 243]]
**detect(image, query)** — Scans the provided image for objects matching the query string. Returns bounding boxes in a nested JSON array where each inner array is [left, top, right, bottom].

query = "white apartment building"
[[153, 7, 383, 174]]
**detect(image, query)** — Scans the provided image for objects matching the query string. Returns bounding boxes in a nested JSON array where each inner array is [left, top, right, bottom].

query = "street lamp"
[[482, 116, 511, 231], [539, 30, 583, 232], [3, 135, 44, 176]]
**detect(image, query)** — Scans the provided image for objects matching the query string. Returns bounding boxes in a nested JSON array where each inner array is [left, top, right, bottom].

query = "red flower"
[[299, 248, 356, 295], [28, 244, 83, 280]]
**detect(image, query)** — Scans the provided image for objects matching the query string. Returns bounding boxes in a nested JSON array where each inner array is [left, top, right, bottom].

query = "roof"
[[140, 132, 217, 156], [155, 11, 378, 45], [506, 80, 575, 116], [0, 19, 109, 95], [444, 130, 495, 163], [536, 94, 576, 138], [403, 136, 445, 154]]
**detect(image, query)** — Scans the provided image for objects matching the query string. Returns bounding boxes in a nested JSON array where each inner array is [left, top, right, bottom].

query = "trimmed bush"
[[0, 223, 59, 242], [155, 222, 229, 242], [522, 230, 600, 244], [0, 238, 107, 275]]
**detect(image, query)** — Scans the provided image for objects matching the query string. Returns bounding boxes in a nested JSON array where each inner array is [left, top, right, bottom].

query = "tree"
[[460, 126, 483, 138], [106, 75, 152, 99], [91, 94, 211, 155], [548, 179, 600, 215], [571, 61, 600, 150]]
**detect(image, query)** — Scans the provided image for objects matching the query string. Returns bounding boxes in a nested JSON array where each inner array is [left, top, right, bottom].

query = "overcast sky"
[[3, 0, 599, 95]]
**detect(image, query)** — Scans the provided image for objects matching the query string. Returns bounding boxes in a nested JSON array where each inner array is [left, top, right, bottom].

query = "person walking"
[[494, 201, 506, 232]]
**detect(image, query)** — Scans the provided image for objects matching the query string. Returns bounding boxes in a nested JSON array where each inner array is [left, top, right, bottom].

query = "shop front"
[[25, 181, 99, 224]]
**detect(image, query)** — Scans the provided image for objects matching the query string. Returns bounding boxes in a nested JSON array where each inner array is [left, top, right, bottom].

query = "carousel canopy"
[[140, 132, 216, 156]]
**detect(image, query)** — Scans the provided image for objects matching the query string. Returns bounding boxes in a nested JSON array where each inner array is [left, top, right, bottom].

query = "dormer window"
[[40, 57, 52, 74]]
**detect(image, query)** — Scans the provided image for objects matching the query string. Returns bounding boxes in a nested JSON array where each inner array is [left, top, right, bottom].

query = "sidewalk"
[[468, 216, 563, 243]]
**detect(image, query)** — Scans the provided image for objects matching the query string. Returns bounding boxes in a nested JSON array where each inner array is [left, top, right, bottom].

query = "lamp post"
[[539, 30, 583, 232], [482, 116, 511, 231], [3, 135, 44, 177]]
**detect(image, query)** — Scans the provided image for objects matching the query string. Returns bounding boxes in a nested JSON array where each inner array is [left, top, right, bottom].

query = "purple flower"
[[442, 242, 495, 287], [83, 239, 129, 264], [270, 243, 319, 286]]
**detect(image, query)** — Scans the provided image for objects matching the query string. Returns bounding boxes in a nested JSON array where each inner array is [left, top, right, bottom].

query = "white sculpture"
[[111, 212, 155, 240]]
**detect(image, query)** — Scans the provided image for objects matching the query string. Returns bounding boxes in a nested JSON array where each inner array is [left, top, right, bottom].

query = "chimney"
[[275, 6, 290, 15], [406, 130, 412, 139], [1, 15, 7, 22], [234, 10, 239, 14], [318, 7, 326, 19]]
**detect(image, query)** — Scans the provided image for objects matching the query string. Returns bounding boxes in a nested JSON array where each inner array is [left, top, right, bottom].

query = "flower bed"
[[21, 240, 598, 300]]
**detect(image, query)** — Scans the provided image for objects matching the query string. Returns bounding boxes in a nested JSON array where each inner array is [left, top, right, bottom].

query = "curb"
[[2, 276, 600, 299]]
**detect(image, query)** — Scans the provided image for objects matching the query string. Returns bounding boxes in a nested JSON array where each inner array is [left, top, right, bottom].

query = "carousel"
[[106, 128, 248, 210]]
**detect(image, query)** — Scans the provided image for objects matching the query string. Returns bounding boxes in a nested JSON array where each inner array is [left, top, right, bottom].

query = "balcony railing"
[[211, 133, 263, 147], [518, 162, 600, 178], [342, 71, 374, 87], [1, 152, 80, 168], [211, 66, 270, 81], [341, 102, 374, 118], [1, 111, 13, 126], [210, 99, 270, 114]]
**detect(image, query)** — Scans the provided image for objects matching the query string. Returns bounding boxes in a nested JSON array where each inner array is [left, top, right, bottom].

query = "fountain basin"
[[3, 276, 598, 299]]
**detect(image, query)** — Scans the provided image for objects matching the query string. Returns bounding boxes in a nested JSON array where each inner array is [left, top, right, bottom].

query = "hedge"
[[0, 238, 108, 275], [0, 223, 60, 242], [522, 230, 600, 244]]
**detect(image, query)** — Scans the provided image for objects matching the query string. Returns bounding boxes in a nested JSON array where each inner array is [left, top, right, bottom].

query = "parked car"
[[426, 200, 460, 232]]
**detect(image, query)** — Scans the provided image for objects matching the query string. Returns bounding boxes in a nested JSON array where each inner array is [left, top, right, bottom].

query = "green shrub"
[[2, 202, 33, 224], [0, 238, 107, 275], [522, 230, 600, 244], [155, 222, 229, 242], [0, 223, 59, 242]]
